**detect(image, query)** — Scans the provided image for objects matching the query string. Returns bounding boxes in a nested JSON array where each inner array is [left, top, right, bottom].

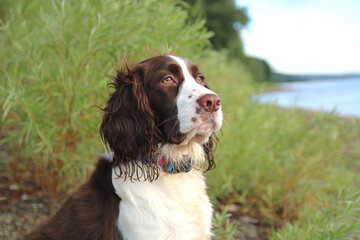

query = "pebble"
[[0, 191, 51, 240], [9, 184, 20, 191]]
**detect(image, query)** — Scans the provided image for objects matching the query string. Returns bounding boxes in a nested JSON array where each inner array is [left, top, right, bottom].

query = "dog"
[[27, 55, 223, 240]]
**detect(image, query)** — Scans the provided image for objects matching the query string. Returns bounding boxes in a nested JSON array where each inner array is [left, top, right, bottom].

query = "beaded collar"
[[153, 154, 196, 174]]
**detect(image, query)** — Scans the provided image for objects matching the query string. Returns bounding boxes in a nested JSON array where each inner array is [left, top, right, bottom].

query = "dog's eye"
[[162, 77, 174, 84], [196, 76, 204, 84]]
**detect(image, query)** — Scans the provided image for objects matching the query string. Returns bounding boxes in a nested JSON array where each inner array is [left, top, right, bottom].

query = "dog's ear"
[[100, 63, 160, 180]]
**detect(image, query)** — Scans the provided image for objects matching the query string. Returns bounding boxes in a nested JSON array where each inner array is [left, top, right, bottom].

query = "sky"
[[236, 0, 360, 74]]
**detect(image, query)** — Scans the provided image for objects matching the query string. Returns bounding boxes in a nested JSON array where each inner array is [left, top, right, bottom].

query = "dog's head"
[[100, 55, 222, 180]]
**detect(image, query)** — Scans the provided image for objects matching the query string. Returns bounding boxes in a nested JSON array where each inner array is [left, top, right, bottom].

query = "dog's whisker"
[[222, 118, 230, 128], [156, 115, 178, 127], [166, 120, 180, 142]]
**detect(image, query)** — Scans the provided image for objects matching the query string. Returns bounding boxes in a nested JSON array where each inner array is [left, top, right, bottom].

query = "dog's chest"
[[112, 169, 212, 240]]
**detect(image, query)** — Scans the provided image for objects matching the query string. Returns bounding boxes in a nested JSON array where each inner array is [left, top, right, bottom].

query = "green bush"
[[0, 0, 212, 194]]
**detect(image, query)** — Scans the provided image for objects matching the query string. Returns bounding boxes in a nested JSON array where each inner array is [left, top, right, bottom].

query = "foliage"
[[206, 58, 360, 235], [0, 0, 211, 196], [208, 92, 360, 221], [182, 0, 277, 83], [212, 206, 240, 240], [200, 50, 360, 234], [182, 0, 249, 53], [245, 56, 276, 82], [271, 190, 360, 240], [273, 73, 360, 82]]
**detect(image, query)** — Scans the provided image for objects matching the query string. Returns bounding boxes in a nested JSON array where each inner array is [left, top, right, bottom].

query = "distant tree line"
[[182, 0, 275, 82], [274, 73, 360, 82]]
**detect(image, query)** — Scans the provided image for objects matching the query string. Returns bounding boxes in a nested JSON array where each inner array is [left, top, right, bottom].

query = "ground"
[[0, 176, 270, 240], [0, 189, 49, 240]]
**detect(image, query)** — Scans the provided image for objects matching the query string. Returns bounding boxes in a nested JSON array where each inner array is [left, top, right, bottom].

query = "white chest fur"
[[112, 169, 213, 240]]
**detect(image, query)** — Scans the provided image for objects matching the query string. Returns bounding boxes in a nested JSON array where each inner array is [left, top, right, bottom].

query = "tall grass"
[[206, 57, 360, 237], [0, 0, 212, 196], [272, 190, 360, 239], [210, 102, 358, 219]]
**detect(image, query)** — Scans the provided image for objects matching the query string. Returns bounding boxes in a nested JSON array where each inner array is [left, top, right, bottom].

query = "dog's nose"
[[197, 94, 221, 113]]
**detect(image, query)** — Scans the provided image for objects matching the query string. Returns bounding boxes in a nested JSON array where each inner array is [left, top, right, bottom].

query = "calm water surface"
[[254, 78, 360, 117]]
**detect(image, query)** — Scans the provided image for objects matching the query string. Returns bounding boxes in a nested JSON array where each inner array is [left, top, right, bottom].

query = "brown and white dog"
[[27, 55, 223, 240]]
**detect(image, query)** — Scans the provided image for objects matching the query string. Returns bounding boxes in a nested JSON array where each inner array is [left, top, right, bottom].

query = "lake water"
[[254, 78, 360, 117]]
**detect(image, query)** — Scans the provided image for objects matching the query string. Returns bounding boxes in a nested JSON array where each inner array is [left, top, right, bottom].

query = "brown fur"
[[27, 158, 122, 240]]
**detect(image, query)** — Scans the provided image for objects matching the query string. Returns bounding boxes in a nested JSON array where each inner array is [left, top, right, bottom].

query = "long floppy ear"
[[100, 63, 160, 181]]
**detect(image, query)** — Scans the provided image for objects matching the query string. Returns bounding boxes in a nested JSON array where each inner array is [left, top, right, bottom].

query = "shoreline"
[[255, 81, 360, 119]]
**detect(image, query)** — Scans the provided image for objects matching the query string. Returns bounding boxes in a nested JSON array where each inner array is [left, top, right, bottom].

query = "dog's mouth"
[[165, 110, 222, 145], [169, 132, 186, 144], [167, 115, 221, 145]]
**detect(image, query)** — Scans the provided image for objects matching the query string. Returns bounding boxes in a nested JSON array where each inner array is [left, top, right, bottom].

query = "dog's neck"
[[103, 140, 206, 175], [157, 140, 205, 170]]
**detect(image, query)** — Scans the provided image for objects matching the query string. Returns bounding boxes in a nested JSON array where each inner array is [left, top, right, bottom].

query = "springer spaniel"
[[27, 55, 223, 240]]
